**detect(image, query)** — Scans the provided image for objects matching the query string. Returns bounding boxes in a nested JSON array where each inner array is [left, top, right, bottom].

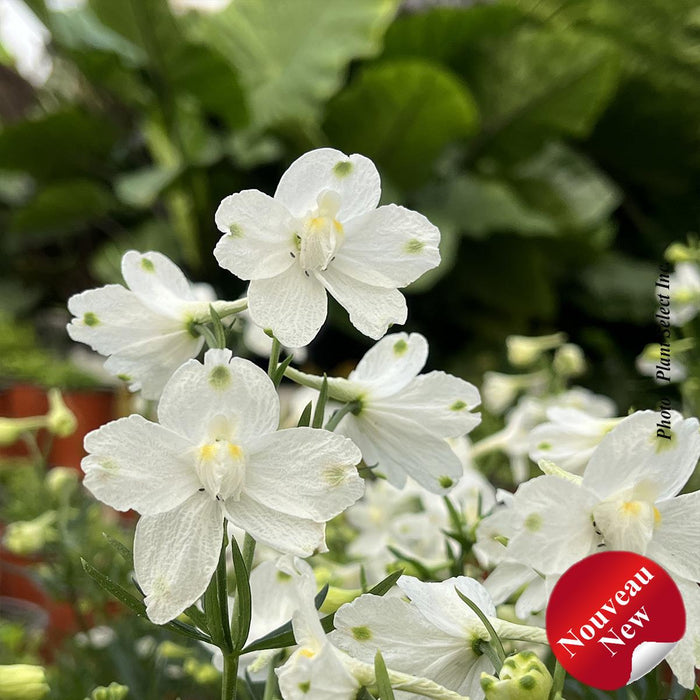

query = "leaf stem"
[[548, 658, 566, 700], [268, 336, 281, 378]]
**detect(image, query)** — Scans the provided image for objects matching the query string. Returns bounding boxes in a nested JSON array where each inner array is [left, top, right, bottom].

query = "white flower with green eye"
[[67, 250, 246, 399], [81, 349, 363, 624], [488, 409, 700, 687], [331, 575, 547, 700], [287, 332, 481, 493], [213, 148, 440, 347]]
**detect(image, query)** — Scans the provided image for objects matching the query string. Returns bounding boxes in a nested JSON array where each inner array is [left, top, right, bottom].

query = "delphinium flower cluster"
[[65, 148, 700, 699]]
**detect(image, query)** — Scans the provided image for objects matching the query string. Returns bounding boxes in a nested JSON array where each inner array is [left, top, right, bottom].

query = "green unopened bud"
[[506, 333, 566, 367], [2, 512, 57, 556], [45, 467, 79, 499], [46, 389, 77, 438], [480, 651, 552, 700], [0, 664, 50, 699], [552, 343, 586, 378], [0, 417, 45, 446], [183, 659, 219, 685], [665, 243, 698, 264], [319, 586, 362, 613], [86, 682, 129, 700]]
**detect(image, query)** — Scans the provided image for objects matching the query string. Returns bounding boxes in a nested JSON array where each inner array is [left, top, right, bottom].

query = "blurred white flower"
[[480, 371, 547, 416], [297, 332, 481, 493], [636, 342, 688, 384], [506, 333, 566, 367], [527, 407, 623, 475], [669, 262, 700, 326], [81, 349, 363, 623], [214, 148, 440, 347], [67, 251, 247, 399]]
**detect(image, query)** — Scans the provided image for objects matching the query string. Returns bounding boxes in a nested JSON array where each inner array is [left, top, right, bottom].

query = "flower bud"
[[86, 682, 129, 700], [2, 512, 57, 556], [46, 389, 77, 438], [480, 651, 552, 700], [506, 333, 566, 368], [665, 243, 697, 264], [0, 417, 44, 446], [0, 664, 50, 699], [45, 467, 79, 499], [552, 343, 586, 378], [481, 372, 522, 415], [319, 586, 361, 614]]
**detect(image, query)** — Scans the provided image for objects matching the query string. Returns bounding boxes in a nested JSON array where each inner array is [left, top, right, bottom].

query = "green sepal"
[[374, 649, 396, 699]]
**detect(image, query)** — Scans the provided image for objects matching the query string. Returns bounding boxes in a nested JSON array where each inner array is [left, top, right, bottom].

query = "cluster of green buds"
[[480, 651, 553, 700], [84, 682, 129, 700], [0, 389, 77, 447]]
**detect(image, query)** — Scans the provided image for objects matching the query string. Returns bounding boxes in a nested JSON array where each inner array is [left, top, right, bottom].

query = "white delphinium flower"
[[489, 410, 700, 687], [636, 341, 689, 384], [288, 332, 480, 493], [67, 251, 246, 399], [214, 148, 440, 347], [472, 387, 617, 483], [331, 575, 547, 700], [527, 407, 623, 475], [81, 349, 363, 624], [480, 371, 547, 416], [669, 262, 700, 326]]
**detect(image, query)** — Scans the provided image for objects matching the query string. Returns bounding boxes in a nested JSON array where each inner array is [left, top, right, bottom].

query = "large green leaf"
[[187, 0, 399, 129], [0, 109, 119, 180], [8, 179, 114, 248], [462, 25, 621, 158], [325, 60, 479, 189]]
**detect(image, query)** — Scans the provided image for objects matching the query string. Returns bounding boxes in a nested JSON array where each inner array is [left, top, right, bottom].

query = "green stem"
[[268, 337, 281, 378], [222, 653, 239, 700], [324, 402, 359, 432], [548, 659, 566, 700]]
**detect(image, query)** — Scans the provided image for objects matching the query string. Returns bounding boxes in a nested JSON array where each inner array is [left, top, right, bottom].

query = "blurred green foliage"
[[1, 0, 699, 409]]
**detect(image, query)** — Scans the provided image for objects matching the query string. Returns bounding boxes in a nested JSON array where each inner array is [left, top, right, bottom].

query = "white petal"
[[248, 264, 327, 347], [646, 491, 700, 581], [82, 415, 200, 515], [339, 410, 463, 493], [67, 284, 180, 354], [121, 250, 195, 315], [157, 351, 279, 444], [225, 493, 326, 556], [277, 643, 358, 700], [274, 148, 380, 220], [349, 332, 428, 396], [334, 204, 440, 287], [592, 498, 655, 553], [398, 575, 496, 640], [214, 190, 296, 280], [665, 576, 700, 689], [372, 371, 481, 438], [483, 561, 539, 605], [244, 428, 363, 520], [134, 493, 223, 624], [507, 476, 599, 575], [319, 266, 407, 340], [103, 329, 204, 400], [582, 411, 700, 501], [331, 594, 467, 671]]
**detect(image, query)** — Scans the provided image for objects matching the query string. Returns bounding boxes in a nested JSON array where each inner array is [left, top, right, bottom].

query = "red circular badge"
[[546, 551, 685, 690]]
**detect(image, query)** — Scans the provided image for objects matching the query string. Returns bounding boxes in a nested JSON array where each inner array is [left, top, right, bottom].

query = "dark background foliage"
[[2, 0, 699, 412]]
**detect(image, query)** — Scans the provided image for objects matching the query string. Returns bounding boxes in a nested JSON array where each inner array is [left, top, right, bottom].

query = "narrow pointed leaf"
[[102, 532, 133, 567], [374, 650, 396, 700], [231, 532, 253, 651], [312, 374, 328, 429], [271, 352, 294, 387], [297, 401, 313, 427]]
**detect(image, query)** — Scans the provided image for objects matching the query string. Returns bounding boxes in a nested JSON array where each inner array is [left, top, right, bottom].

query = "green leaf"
[[374, 650, 395, 700], [463, 25, 622, 158], [271, 353, 295, 388], [0, 109, 119, 180], [297, 401, 313, 428], [204, 532, 234, 653], [230, 533, 253, 652], [81, 558, 148, 619], [187, 0, 399, 129], [312, 375, 329, 429], [8, 180, 114, 248], [325, 59, 479, 189], [114, 166, 181, 209], [102, 533, 133, 568]]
